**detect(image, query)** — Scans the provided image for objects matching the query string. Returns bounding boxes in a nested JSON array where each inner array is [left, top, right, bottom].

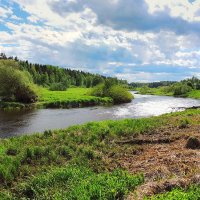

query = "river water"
[[0, 93, 200, 138]]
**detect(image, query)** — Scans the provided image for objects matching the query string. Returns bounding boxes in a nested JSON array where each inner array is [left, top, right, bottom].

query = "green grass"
[[38, 87, 113, 108], [136, 87, 173, 96], [14, 166, 143, 200], [0, 87, 113, 110], [187, 90, 200, 99], [147, 185, 200, 200], [0, 109, 200, 199], [39, 87, 93, 101]]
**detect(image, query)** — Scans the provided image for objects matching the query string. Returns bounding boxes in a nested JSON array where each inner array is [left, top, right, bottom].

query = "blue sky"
[[1, 0, 200, 82]]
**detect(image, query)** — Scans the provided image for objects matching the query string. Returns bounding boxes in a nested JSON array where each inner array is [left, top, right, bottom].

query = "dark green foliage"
[[0, 60, 38, 103], [15, 84, 38, 103], [16, 58, 126, 88], [49, 82, 68, 91], [0, 55, 127, 91], [185, 137, 200, 149], [91, 80, 133, 104], [182, 76, 200, 90], [173, 83, 192, 96], [129, 81, 176, 89]]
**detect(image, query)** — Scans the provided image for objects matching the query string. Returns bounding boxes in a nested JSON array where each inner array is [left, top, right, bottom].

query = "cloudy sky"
[[1, 0, 200, 82]]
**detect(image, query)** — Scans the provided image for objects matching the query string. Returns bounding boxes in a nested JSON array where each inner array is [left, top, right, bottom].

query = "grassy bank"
[[0, 109, 200, 199], [0, 87, 113, 110], [38, 87, 113, 108], [136, 87, 200, 99]]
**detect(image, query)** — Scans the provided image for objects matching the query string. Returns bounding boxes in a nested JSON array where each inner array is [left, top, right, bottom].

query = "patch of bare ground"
[[109, 124, 200, 199]]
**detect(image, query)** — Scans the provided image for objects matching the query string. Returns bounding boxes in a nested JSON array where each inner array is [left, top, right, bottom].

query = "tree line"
[[129, 81, 176, 88], [0, 53, 127, 89]]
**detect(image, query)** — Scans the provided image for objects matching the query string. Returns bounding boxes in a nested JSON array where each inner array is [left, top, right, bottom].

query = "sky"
[[1, 0, 200, 82]]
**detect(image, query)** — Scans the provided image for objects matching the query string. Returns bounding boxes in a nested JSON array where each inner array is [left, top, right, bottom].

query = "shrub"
[[0, 60, 38, 103], [90, 83, 104, 97], [185, 137, 200, 149], [173, 83, 192, 96], [108, 85, 133, 104], [91, 80, 133, 104], [15, 84, 38, 103]]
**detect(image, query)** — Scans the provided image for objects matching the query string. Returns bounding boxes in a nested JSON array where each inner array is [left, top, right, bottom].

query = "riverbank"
[[0, 109, 199, 199], [0, 87, 113, 111], [135, 87, 200, 99]]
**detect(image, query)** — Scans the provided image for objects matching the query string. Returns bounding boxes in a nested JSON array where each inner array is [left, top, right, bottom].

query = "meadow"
[[38, 87, 113, 108], [0, 109, 200, 199], [0, 87, 113, 110]]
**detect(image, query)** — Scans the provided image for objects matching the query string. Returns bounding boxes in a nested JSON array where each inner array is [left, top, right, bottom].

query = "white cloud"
[[1, 0, 200, 82], [27, 15, 39, 23], [10, 15, 22, 20], [0, 6, 13, 18], [145, 0, 200, 22]]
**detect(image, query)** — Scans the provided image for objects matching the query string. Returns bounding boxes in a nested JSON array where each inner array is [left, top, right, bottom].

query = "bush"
[[49, 82, 68, 91], [185, 137, 200, 149], [90, 83, 104, 97], [15, 84, 38, 103], [173, 84, 192, 96], [108, 85, 133, 104], [91, 80, 133, 104], [0, 60, 38, 103]]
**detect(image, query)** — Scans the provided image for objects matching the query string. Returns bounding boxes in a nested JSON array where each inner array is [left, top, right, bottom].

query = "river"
[[1, 92, 200, 138]]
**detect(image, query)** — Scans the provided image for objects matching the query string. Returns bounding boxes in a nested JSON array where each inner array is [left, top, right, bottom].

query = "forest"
[[0, 53, 127, 88]]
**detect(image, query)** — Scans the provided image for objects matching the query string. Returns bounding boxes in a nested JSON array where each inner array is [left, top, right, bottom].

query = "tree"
[[0, 60, 38, 103]]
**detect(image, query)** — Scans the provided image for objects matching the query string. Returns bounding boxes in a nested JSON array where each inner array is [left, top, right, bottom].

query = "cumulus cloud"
[[1, 0, 200, 82], [49, 0, 200, 34]]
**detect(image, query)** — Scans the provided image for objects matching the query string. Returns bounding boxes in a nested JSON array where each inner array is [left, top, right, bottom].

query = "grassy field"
[[0, 109, 200, 199], [0, 87, 113, 110], [38, 87, 113, 108]]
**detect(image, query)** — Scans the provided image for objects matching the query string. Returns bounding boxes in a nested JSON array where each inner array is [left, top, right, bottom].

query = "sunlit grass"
[[147, 185, 200, 200], [187, 90, 200, 99], [37, 87, 112, 108]]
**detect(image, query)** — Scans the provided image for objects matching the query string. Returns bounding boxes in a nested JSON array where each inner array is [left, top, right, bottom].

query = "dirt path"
[[111, 125, 200, 199]]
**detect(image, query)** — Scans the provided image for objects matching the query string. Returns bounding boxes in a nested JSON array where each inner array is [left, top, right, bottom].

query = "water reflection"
[[0, 93, 200, 138]]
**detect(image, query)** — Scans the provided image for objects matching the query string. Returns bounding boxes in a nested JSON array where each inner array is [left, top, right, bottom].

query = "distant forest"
[[0, 53, 127, 88], [129, 81, 177, 88]]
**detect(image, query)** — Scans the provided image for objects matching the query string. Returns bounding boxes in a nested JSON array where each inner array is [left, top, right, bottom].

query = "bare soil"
[[109, 124, 200, 199]]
